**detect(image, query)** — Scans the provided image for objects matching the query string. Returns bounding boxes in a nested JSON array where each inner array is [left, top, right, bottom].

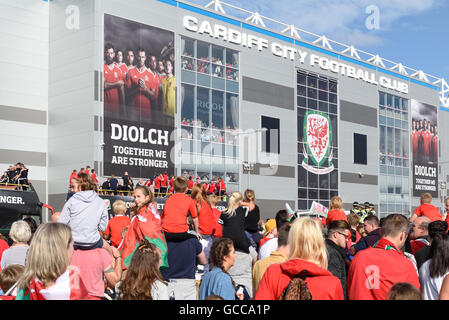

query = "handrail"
[[0, 182, 31, 188]]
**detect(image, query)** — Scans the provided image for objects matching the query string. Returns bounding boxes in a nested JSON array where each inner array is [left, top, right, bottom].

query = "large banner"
[[411, 100, 438, 197], [103, 14, 175, 179]]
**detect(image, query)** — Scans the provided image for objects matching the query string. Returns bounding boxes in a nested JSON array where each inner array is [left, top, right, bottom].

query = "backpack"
[[279, 270, 313, 300]]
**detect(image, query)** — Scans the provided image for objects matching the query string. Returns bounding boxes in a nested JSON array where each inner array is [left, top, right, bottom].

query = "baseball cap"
[[264, 219, 276, 237]]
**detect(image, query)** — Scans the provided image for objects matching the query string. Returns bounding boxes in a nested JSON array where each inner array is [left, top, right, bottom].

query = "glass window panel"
[[394, 96, 401, 109], [319, 79, 328, 91], [319, 173, 329, 189], [401, 130, 409, 158], [330, 190, 339, 199], [298, 199, 308, 210], [197, 60, 210, 74], [307, 76, 317, 88], [387, 127, 394, 155], [308, 171, 318, 188], [319, 90, 328, 102], [181, 57, 195, 71], [395, 128, 401, 156], [226, 93, 239, 130], [402, 177, 409, 194], [181, 84, 195, 123], [307, 87, 317, 99], [380, 125, 386, 154], [330, 170, 338, 189], [297, 72, 306, 85], [387, 175, 394, 193], [297, 96, 307, 107], [212, 64, 224, 78], [395, 176, 402, 194], [297, 85, 306, 96], [386, 94, 393, 107], [379, 92, 385, 106], [226, 49, 239, 69], [298, 165, 307, 188], [380, 175, 388, 193], [226, 68, 238, 81], [197, 41, 209, 61], [329, 93, 337, 104], [318, 101, 328, 112], [298, 188, 307, 199], [308, 189, 318, 199], [330, 114, 338, 148], [319, 189, 329, 200], [329, 81, 337, 93], [402, 99, 408, 111], [212, 90, 224, 130], [212, 46, 224, 64], [197, 87, 210, 128], [329, 103, 338, 114], [379, 104, 386, 116], [182, 37, 194, 57], [307, 98, 317, 109]]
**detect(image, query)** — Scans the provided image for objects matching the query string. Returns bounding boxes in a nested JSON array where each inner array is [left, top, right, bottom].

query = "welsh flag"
[[15, 268, 95, 300], [119, 203, 168, 269]]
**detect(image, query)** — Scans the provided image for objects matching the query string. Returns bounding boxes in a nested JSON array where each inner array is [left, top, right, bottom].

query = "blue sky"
[[186, 0, 449, 85]]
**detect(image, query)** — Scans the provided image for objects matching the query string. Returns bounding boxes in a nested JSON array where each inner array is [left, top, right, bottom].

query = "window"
[[261, 116, 280, 154], [354, 133, 367, 165]]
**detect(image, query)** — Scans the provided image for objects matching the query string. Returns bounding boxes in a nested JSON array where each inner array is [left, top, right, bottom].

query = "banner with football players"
[[411, 99, 438, 197], [103, 14, 175, 178]]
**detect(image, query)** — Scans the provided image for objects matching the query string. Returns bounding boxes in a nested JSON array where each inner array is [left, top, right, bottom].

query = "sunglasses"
[[336, 231, 349, 240]]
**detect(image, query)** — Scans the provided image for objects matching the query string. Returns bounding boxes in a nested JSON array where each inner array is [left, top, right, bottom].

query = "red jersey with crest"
[[412, 130, 418, 155], [116, 63, 128, 77], [126, 67, 159, 118], [104, 64, 123, 112], [422, 130, 432, 157]]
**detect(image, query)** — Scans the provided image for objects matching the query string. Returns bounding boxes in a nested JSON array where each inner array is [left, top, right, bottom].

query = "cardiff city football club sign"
[[302, 110, 334, 175]]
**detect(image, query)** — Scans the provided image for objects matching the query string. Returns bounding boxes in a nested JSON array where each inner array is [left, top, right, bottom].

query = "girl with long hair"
[[242, 189, 262, 248], [120, 186, 168, 270], [118, 239, 169, 300], [255, 217, 344, 300]]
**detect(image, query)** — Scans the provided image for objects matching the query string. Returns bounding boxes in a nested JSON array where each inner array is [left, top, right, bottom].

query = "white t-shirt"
[[419, 259, 449, 300], [258, 238, 278, 260]]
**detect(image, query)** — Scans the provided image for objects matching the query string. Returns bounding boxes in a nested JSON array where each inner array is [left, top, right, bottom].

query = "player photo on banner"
[[411, 99, 438, 197], [103, 14, 175, 178]]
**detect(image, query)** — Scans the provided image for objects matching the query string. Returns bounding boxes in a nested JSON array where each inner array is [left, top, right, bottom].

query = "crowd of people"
[[180, 118, 239, 145], [3, 170, 449, 301], [0, 163, 29, 189]]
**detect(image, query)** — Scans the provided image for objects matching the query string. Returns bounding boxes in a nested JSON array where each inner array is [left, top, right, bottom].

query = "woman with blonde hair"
[[255, 217, 344, 300], [220, 192, 257, 297], [325, 196, 348, 226], [16, 222, 92, 300], [242, 189, 262, 248]]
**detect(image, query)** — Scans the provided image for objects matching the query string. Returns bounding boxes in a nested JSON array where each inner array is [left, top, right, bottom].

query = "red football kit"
[[104, 63, 123, 113], [126, 67, 159, 119]]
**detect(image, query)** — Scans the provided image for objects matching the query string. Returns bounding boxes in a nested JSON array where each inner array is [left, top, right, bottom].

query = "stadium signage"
[[184, 16, 409, 94]]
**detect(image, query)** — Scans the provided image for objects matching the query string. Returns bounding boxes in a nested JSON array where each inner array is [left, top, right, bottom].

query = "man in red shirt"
[[161, 172, 169, 196], [411, 120, 418, 157], [125, 48, 135, 71], [148, 55, 161, 110], [347, 214, 420, 300], [125, 48, 157, 120], [410, 193, 442, 223], [161, 176, 200, 242], [115, 49, 128, 77], [187, 177, 194, 195], [104, 43, 125, 114], [422, 120, 432, 162], [432, 126, 438, 162], [153, 174, 161, 197], [169, 175, 174, 194], [90, 169, 98, 185], [218, 177, 226, 197], [69, 169, 78, 187]]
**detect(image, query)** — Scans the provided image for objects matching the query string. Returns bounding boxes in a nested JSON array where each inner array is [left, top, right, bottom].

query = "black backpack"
[[279, 270, 313, 300]]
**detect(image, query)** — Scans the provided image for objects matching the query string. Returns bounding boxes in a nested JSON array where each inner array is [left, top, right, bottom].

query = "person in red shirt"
[[422, 121, 432, 161], [432, 126, 438, 162], [208, 179, 216, 195], [90, 169, 98, 185], [161, 172, 169, 196], [125, 48, 157, 120], [411, 120, 418, 157], [410, 192, 442, 223], [218, 177, 226, 197], [115, 49, 128, 77], [255, 217, 344, 300], [326, 196, 348, 226], [347, 214, 420, 300], [153, 174, 161, 197], [186, 176, 194, 195], [208, 194, 222, 238], [69, 169, 78, 187], [168, 175, 174, 194], [191, 183, 215, 237], [104, 43, 125, 114], [161, 176, 200, 242], [103, 200, 131, 248], [409, 216, 431, 254], [144, 179, 152, 188]]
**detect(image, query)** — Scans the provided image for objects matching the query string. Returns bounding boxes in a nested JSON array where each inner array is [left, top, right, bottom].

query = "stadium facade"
[[2, 0, 449, 221]]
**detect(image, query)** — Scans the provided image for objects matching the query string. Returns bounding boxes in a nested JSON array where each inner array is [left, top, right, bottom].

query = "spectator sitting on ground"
[[103, 200, 131, 248], [0, 221, 31, 270], [347, 214, 420, 300], [410, 216, 431, 255], [415, 221, 448, 270], [388, 282, 423, 300], [325, 220, 351, 299], [0, 264, 25, 299], [252, 224, 290, 295], [349, 214, 381, 256], [410, 193, 443, 223], [258, 210, 291, 260]]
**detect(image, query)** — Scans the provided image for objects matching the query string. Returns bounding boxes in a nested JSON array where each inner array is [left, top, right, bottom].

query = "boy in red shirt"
[[103, 200, 130, 248], [208, 194, 222, 238], [161, 176, 200, 241], [410, 192, 442, 223]]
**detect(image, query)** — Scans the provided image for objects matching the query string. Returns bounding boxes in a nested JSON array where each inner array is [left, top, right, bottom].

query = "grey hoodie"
[[58, 190, 109, 246]]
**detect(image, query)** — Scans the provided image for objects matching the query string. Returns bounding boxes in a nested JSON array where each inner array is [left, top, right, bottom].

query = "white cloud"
[[188, 0, 443, 48]]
